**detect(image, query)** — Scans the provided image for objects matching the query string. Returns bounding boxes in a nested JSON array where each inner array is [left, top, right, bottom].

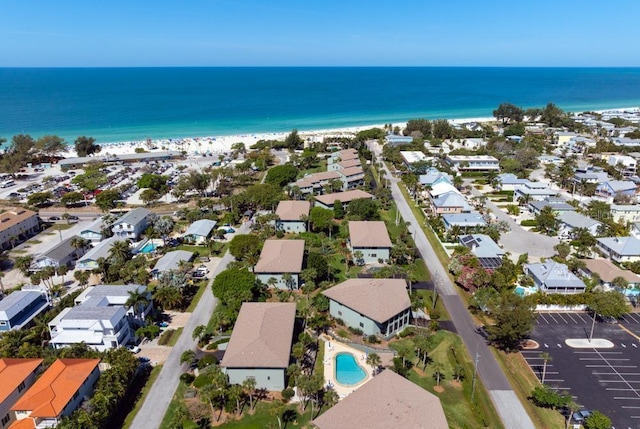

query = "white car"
[[127, 345, 141, 354]]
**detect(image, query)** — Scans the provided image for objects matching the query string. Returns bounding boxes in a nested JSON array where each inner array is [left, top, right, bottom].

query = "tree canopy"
[[211, 268, 256, 311], [74, 136, 101, 157], [229, 234, 262, 261], [486, 293, 536, 351], [265, 164, 298, 187], [587, 291, 628, 319], [493, 103, 525, 124]]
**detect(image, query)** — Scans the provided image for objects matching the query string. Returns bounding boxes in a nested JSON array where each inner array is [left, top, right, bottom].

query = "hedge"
[[520, 219, 538, 226]]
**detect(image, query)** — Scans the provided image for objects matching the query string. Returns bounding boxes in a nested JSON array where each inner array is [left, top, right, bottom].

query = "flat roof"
[[59, 151, 183, 166], [0, 208, 37, 232]]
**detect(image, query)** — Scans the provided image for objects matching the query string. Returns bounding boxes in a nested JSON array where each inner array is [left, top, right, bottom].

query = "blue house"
[[524, 261, 586, 295], [0, 289, 50, 332], [441, 213, 487, 231], [596, 180, 637, 199], [419, 172, 453, 188]]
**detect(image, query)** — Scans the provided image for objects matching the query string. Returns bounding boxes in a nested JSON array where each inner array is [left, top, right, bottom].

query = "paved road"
[[369, 142, 535, 429], [467, 182, 559, 259], [131, 222, 250, 429]]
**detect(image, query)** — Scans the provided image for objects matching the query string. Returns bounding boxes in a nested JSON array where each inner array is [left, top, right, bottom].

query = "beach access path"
[[130, 222, 251, 429], [368, 141, 535, 429]]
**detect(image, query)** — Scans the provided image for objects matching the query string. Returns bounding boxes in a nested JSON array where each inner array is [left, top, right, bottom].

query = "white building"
[[607, 154, 637, 177], [445, 155, 500, 172], [111, 207, 151, 240]]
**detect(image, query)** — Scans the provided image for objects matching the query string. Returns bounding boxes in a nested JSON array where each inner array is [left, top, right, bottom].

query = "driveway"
[[467, 181, 559, 260], [130, 221, 251, 429], [368, 141, 535, 429]]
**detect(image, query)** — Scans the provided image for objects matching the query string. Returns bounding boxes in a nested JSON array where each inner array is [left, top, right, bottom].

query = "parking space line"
[[580, 358, 630, 361], [586, 365, 638, 368], [600, 380, 640, 383], [627, 313, 640, 323], [546, 313, 559, 323], [555, 313, 569, 324], [538, 313, 549, 324], [565, 313, 578, 324], [593, 372, 640, 376], [614, 397, 640, 400], [575, 313, 589, 323], [575, 351, 622, 354], [593, 348, 640, 400]]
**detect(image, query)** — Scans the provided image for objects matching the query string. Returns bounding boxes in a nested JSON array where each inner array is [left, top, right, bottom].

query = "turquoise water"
[[1, 67, 640, 144], [335, 352, 366, 385], [514, 286, 525, 297], [138, 242, 157, 253]]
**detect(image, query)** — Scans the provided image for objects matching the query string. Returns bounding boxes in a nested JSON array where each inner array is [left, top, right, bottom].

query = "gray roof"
[[0, 291, 47, 320], [431, 191, 472, 210], [313, 370, 448, 429], [525, 261, 586, 290], [221, 302, 296, 368], [459, 234, 504, 259], [600, 180, 636, 192], [78, 236, 125, 263], [113, 207, 151, 227], [39, 235, 83, 262], [419, 172, 453, 186], [81, 218, 104, 234], [63, 305, 122, 321], [529, 201, 575, 212], [77, 284, 146, 301], [183, 219, 217, 238], [497, 173, 530, 185], [597, 237, 640, 256], [59, 151, 183, 166], [152, 250, 193, 273], [558, 211, 601, 229], [323, 279, 410, 324], [442, 213, 486, 227]]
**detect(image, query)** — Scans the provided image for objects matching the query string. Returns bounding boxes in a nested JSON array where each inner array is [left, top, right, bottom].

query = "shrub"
[[520, 219, 538, 227], [193, 373, 213, 388], [398, 327, 415, 338], [334, 318, 344, 326], [336, 329, 350, 338], [347, 326, 363, 336], [180, 373, 195, 385], [366, 335, 380, 344], [197, 355, 218, 368], [281, 387, 295, 402]]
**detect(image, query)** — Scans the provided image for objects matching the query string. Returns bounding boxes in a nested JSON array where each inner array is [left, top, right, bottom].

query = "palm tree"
[[242, 377, 257, 410], [282, 272, 295, 291], [109, 240, 131, 262], [366, 353, 382, 375], [70, 237, 90, 259], [540, 352, 552, 384], [565, 400, 581, 429], [153, 286, 182, 310], [126, 289, 150, 319]]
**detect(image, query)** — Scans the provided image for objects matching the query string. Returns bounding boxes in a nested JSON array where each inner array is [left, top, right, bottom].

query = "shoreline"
[[33, 105, 640, 159]]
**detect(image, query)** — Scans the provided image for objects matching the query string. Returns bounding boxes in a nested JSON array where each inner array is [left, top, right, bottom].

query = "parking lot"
[[522, 312, 640, 428]]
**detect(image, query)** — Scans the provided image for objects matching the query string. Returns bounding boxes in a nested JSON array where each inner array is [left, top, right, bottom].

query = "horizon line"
[[2, 65, 640, 69]]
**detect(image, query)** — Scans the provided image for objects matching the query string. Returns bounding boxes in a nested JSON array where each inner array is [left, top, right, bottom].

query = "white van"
[[1, 180, 15, 188]]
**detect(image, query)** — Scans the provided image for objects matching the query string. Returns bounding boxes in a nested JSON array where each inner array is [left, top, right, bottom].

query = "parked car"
[[572, 409, 592, 424], [127, 345, 141, 354], [49, 216, 61, 221], [68, 215, 79, 221]]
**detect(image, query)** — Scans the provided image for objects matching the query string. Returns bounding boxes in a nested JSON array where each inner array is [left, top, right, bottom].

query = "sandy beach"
[[59, 106, 639, 159]]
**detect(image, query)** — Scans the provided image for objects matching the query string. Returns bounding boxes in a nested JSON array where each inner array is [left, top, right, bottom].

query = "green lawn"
[[400, 331, 504, 429], [121, 365, 163, 429], [158, 327, 183, 346], [217, 402, 314, 429]]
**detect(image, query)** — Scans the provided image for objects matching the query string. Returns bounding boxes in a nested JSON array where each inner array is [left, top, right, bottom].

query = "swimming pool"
[[334, 352, 366, 386], [138, 242, 157, 253]]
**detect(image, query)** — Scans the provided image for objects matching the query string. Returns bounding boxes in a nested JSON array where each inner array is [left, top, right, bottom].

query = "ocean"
[[1, 67, 640, 144]]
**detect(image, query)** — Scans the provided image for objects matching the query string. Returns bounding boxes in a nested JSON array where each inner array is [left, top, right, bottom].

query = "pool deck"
[[320, 335, 374, 399]]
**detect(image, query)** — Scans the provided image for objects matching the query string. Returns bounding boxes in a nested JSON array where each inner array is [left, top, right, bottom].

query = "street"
[[369, 142, 535, 429], [130, 222, 250, 429]]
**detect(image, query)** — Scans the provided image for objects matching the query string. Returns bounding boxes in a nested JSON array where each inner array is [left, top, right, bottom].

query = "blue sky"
[[2, 0, 640, 67]]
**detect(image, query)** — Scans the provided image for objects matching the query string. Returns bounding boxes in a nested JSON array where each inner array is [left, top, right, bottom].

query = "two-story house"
[[0, 209, 39, 251], [275, 201, 311, 233], [79, 218, 105, 244], [75, 236, 125, 271], [31, 236, 89, 271], [111, 208, 151, 240], [596, 237, 640, 263], [10, 359, 100, 429], [445, 155, 500, 172], [0, 359, 43, 429], [524, 261, 587, 294], [254, 240, 305, 289], [0, 288, 50, 332], [348, 221, 392, 264]]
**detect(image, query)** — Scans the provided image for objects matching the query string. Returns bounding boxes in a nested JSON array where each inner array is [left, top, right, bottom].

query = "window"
[[359, 322, 364, 328], [18, 381, 25, 393], [2, 413, 10, 425], [337, 311, 342, 316], [0, 321, 7, 326]]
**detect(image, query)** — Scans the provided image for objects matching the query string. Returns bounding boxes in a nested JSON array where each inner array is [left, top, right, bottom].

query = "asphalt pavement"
[[130, 222, 250, 429], [369, 141, 535, 429]]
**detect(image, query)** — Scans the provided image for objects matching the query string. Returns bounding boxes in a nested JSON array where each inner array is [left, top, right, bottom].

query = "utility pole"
[[471, 350, 481, 403], [432, 272, 439, 310], [589, 310, 597, 342]]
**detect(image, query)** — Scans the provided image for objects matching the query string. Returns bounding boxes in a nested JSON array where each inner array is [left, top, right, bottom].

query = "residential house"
[[327, 158, 361, 172], [459, 234, 505, 269], [579, 259, 640, 296], [328, 149, 359, 164], [514, 182, 558, 202], [385, 135, 414, 146], [79, 218, 104, 244], [221, 302, 296, 391], [418, 171, 453, 188], [537, 155, 563, 165], [254, 240, 305, 289], [607, 155, 637, 177], [338, 166, 365, 190], [613, 137, 640, 147], [111, 207, 151, 240], [573, 168, 609, 184], [557, 212, 601, 239], [528, 199, 576, 216], [313, 369, 448, 429], [0, 288, 50, 332], [462, 138, 488, 149], [495, 173, 531, 191], [314, 190, 374, 210], [182, 219, 217, 244], [31, 236, 89, 271], [74, 284, 153, 322], [595, 180, 637, 200], [441, 213, 487, 231], [554, 131, 580, 145], [596, 237, 640, 263], [323, 278, 411, 338], [444, 155, 500, 172], [275, 201, 311, 233], [151, 250, 193, 279], [610, 204, 640, 223], [348, 221, 392, 264], [75, 236, 126, 271], [430, 191, 472, 215], [0, 359, 42, 429], [47, 284, 144, 351], [294, 171, 342, 195], [524, 261, 587, 294], [10, 359, 100, 429], [428, 182, 460, 198], [399, 151, 431, 167], [0, 209, 39, 251]]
